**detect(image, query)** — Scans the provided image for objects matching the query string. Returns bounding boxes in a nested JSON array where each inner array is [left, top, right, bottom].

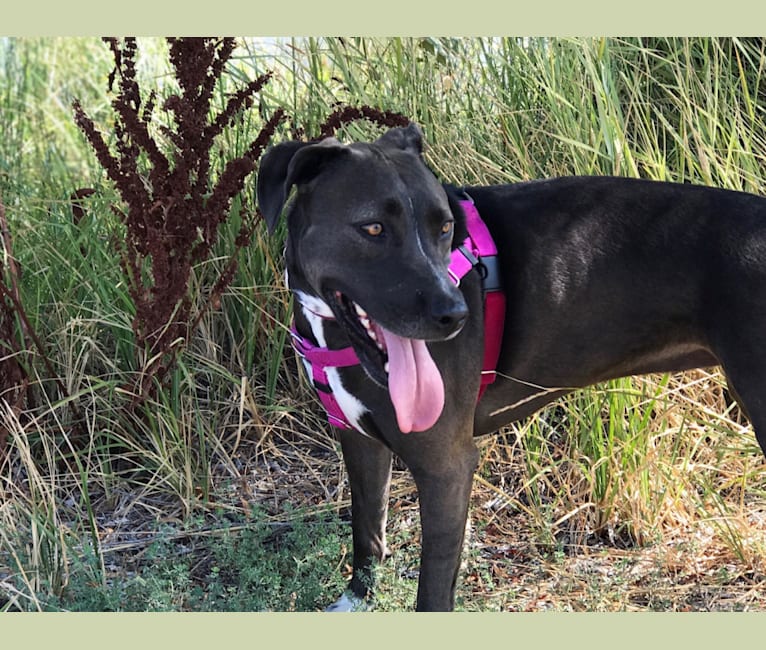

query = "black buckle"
[[478, 255, 502, 292]]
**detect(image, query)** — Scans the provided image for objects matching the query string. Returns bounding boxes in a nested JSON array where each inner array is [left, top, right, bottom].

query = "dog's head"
[[257, 124, 469, 432]]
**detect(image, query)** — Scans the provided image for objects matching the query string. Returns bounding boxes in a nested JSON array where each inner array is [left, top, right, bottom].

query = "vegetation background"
[[1, 36, 765, 612]]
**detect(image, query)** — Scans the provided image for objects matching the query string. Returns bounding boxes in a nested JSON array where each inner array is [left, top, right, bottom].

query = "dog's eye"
[[361, 223, 384, 237], [441, 221, 454, 237]]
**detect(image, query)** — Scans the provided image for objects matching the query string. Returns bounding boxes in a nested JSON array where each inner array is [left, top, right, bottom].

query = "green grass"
[[2, 507, 349, 612], [2, 36, 766, 612]]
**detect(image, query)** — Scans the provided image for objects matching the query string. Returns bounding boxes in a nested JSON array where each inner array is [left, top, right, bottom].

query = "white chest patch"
[[294, 291, 371, 434]]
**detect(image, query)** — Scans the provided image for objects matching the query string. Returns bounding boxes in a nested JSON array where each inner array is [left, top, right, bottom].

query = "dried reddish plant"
[[73, 37, 285, 401], [318, 105, 410, 139]]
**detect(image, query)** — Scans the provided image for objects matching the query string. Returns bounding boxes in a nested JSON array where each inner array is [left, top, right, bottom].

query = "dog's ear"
[[257, 139, 350, 233], [257, 141, 310, 233], [375, 123, 423, 155]]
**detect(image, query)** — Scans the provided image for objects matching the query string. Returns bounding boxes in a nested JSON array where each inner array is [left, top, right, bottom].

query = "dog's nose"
[[430, 298, 468, 336]]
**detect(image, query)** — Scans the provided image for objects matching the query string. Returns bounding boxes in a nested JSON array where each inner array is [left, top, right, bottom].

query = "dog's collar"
[[291, 195, 505, 430]]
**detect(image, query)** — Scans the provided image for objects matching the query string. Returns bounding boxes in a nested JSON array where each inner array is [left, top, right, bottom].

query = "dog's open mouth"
[[326, 290, 389, 383], [325, 290, 445, 433]]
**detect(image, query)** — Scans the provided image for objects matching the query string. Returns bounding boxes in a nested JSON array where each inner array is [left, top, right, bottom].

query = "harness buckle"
[[477, 255, 502, 292]]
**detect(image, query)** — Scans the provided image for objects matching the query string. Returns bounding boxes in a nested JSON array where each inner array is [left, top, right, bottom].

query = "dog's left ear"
[[257, 138, 349, 233], [375, 123, 423, 155]]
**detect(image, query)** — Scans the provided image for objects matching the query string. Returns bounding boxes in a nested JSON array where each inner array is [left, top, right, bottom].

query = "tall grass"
[[0, 37, 300, 609], [2, 36, 766, 611]]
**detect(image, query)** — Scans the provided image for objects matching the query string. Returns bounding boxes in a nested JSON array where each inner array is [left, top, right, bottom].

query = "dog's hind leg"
[[714, 327, 766, 456], [325, 430, 393, 612], [720, 363, 766, 457]]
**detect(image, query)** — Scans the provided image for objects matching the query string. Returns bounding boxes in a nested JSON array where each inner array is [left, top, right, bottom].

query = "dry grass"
[[236, 368, 766, 612], [206, 369, 766, 612], [2, 342, 765, 610]]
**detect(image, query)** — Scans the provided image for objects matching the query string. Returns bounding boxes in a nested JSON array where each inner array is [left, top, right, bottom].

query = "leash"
[[291, 195, 506, 430]]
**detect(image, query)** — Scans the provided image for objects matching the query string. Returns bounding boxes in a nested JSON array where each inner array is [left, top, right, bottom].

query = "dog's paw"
[[324, 591, 370, 612]]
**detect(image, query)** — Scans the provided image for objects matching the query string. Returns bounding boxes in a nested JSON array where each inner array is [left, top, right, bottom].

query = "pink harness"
[[291, 197, 506, 430]]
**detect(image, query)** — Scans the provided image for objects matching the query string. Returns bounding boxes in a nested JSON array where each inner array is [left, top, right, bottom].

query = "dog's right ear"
[[256, 141, 310, 233], [257, 139, 350, 233]]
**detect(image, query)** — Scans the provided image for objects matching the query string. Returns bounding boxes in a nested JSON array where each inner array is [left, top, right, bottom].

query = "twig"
[[0, 197, 32, 455], [0, 281, 81, 423]]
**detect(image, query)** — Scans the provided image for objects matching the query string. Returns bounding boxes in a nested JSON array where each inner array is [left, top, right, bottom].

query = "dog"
[[256, 123, 766, 611]]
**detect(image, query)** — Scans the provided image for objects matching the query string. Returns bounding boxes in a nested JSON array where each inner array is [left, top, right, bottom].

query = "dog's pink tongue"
[[381, 327, 445, 433]]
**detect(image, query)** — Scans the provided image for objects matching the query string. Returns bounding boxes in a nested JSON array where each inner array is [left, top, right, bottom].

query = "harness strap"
[[291, 327, 360, 429], [291, 194, 505, 429], [451, 198, 506, 399]]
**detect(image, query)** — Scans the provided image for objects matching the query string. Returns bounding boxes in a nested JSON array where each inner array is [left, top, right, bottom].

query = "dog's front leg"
[[326, 429, 393, 611], [409, 438, 479, 611]]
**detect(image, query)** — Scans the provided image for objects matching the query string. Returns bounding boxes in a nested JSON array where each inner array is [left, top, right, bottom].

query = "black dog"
[[256, 123, 766, 611]]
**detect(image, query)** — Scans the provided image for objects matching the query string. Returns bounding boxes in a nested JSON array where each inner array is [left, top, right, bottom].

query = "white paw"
[[325, 591, 369, 612]]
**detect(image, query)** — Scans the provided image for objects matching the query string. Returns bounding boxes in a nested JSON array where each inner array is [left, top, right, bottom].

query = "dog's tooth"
[[360, 317, 371, 331], [384, 361, 390, 373], [354, 303, 368, 319]]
